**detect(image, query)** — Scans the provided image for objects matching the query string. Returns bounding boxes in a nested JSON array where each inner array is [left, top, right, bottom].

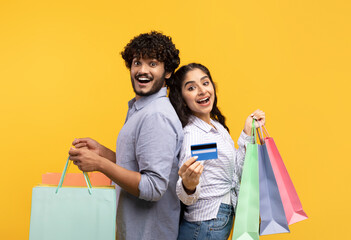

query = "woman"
[[167, 63, 265, 240]]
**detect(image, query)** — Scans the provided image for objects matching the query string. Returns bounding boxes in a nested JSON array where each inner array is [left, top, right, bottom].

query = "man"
[[69, 31, 183, 240]]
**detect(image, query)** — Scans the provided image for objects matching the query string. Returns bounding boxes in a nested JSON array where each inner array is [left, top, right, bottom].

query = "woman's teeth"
[[197, 97, 210, 104]]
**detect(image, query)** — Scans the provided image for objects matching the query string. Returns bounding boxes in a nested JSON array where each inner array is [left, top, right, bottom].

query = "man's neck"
[[134, 83, 167, 101]]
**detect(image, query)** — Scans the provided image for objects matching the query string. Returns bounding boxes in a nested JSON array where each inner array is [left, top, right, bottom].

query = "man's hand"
[[72, 138, 102, 155], [178, 156, 203, 195], [72, 138, 116, 163], [69, 147, 102, 172]]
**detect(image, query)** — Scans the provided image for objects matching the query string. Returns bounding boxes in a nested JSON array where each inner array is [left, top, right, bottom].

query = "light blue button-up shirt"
[[115, 87, 183, 240]]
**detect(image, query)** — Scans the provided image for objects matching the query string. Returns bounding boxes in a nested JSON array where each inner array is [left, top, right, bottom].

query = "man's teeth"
[[137, 77, 151, 83]]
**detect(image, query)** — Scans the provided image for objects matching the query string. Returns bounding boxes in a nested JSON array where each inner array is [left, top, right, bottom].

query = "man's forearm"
[[100, 145, 116, 163], [98, 158, 141, 197]]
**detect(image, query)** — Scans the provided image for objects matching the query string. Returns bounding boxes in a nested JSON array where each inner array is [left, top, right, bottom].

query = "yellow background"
[[1, 0, 350, 239]]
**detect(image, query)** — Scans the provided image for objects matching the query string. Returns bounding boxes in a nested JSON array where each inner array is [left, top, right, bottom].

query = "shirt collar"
[[128, 87, 167, 110], [189, 115, 218, 133]]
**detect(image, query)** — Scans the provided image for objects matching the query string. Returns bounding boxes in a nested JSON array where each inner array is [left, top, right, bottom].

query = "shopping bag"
[[29, 157, 116, 240], [263, 126, 308, 225], [232, 120, 259, 240], [257, 126, 289, 235]]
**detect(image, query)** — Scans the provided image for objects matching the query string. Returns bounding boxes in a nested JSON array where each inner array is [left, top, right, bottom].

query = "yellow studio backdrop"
[[0, 0, 350, 239]]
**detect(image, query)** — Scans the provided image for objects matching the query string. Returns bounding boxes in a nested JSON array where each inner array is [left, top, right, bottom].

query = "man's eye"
[[133, 61, 140, 65], [150, 62, 157, 67]]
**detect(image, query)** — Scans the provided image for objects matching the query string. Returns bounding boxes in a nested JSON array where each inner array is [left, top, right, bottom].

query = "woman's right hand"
[[243, 109, 266, 135], [72, 138, 102, 156], [178, 156, 204, 195]]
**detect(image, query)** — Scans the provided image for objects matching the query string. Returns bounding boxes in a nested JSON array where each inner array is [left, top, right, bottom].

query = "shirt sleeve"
[[176, 177, 201, 205], [137, 112, 179, 201]]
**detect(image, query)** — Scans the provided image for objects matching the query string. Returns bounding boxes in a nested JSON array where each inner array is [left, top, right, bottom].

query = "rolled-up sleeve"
[[137, 112, 178, 201], [176, 177, 201, 205], [175, 129, 202, 205]]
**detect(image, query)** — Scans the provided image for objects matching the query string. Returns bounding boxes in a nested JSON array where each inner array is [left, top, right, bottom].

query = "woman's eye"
[[203, 81, 209, 86], [188, 86, 195, 91]]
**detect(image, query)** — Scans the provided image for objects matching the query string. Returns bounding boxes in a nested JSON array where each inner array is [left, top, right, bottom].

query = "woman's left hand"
[[243, 109, 266, 135]]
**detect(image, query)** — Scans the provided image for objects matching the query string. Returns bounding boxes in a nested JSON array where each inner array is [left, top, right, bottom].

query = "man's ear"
[[165, 72, 172, 79]]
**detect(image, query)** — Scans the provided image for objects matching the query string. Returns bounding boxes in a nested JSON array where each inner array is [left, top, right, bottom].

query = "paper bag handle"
[[255, 121, 265, 144], [256, 124, 270, 143], [262, 125, 270, 137], [251, 119, 257, 144], [55, 156, 92, 194]]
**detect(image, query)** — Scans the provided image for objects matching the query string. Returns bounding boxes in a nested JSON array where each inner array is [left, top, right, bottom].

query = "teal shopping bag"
[[232, 120, 259, 240], [29, 157, 116, 240]]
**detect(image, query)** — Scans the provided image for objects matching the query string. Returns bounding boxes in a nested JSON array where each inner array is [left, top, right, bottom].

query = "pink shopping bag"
[[263, 126, 308, 225]]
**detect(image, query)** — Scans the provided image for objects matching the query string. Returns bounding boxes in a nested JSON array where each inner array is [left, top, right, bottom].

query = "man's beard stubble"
[[131, 72, 166, 97]]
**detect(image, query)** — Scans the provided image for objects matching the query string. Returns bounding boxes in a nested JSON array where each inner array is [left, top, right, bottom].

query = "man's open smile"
[[136, 74, 153, 84]]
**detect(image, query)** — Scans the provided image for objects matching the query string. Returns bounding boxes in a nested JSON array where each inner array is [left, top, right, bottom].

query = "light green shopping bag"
[[232, 120, 259, 240], [29, 157, 116, 240]]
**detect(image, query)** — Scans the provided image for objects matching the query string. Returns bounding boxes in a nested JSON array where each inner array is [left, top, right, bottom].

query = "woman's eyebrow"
[[184, 81, 195, 87], [183, 76, 209, 88]]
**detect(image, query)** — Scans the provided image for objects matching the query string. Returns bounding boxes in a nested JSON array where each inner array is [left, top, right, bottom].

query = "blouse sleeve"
[[175, 129, 201, 205], [176, 177, 201, 205]]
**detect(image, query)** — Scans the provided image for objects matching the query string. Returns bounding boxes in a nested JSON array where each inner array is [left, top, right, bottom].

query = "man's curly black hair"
[[121, 31, 180, 75]]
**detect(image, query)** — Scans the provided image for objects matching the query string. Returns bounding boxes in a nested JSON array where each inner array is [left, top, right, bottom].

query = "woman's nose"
[[197, 85, 206, 95]]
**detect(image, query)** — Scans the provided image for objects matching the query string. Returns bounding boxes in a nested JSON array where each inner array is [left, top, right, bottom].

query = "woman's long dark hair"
[[167, 63, 229, 132]]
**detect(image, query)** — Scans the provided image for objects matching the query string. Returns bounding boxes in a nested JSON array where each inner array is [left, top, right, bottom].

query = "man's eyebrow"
[[132, 57, 160, 62]]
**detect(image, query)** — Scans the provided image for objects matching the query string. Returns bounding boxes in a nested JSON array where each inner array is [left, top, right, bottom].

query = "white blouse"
[[176, 116, 253, 222]]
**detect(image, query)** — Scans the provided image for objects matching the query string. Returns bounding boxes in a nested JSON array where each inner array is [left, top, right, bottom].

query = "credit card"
[[191, 143, 218, 161]]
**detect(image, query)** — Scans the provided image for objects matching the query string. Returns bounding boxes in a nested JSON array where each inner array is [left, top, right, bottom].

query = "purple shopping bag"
[[257, 126, 290, 235]]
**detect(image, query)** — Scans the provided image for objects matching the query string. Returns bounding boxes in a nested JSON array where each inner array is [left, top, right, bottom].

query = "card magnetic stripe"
[[191, 143, 218, 161]]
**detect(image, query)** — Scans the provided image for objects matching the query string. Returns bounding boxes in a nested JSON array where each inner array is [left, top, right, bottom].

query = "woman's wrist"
[[183, 183, 196, 195], [243, 126, 251, 135]]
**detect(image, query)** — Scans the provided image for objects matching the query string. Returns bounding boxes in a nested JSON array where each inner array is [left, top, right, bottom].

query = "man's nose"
[[138, 63, 149, 74]]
